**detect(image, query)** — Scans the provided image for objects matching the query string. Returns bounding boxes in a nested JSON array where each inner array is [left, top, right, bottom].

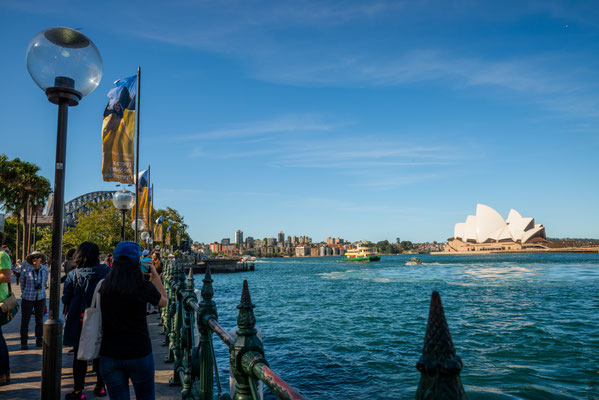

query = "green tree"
[[0, 155, 52, 259]]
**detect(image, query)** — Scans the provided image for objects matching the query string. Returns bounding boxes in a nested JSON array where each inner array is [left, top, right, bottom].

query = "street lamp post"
[[112, 188, 135, 241], [26, 27, 102, 400]]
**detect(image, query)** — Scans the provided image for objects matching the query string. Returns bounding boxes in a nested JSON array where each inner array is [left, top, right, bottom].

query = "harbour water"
[[200, 254, 599, 399]]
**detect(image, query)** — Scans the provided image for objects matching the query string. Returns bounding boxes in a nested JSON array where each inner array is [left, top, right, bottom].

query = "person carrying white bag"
[[97, 241, 167, 400]]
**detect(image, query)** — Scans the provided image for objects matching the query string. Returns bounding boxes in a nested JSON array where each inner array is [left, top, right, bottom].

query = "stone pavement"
[[0, 276, 181, 399]]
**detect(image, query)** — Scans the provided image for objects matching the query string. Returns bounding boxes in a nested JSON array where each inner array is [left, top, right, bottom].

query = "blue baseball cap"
[[113, 241, 141, 263]]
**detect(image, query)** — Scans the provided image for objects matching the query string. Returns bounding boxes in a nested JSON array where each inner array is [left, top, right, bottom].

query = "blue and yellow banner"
[[101, 75, 137, 183], [131, 169, 149, 225]]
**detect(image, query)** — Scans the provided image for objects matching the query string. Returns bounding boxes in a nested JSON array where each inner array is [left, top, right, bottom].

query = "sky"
[[1, 0, 598, 243]]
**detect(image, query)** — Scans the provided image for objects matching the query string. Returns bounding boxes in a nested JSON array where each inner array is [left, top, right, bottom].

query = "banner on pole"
[[154, 216, 163, 242], [101, 75, 137, 184]]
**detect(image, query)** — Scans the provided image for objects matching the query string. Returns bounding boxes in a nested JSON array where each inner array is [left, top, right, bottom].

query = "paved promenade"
[[0, 277, 181, 399]]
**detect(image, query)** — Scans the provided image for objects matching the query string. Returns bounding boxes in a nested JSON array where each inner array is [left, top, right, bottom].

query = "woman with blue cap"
[[98, 241, 167, 399]]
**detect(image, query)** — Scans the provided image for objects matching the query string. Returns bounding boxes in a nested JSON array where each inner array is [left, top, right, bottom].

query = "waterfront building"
[[310, 247, 319, 257], [295, 246, 310, 257], [278, 231, 285, 243], [209, 242, 222, 253], [245, 236, 254, 248], [327, 237, 334, 245], [267, 237, 277, 247], [443, 204, 547, 253], [254, 239, 265, 248], [235, 230, 243, 246]]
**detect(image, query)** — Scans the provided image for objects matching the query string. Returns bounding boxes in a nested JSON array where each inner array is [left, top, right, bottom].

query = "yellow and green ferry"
[[342, 242, 381, 262]]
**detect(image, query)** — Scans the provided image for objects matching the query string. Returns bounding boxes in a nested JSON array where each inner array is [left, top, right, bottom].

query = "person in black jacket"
[[62, 242, 110, 399]]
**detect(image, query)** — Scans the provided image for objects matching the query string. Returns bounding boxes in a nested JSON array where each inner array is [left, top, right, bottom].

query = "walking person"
[[61, 248, 76, 283], [19, 250, 48, 350], [62, 241, 109, 400], [13, 259, 21, 286], [99, 241, 167, 399], [0, 235, 13, 385]]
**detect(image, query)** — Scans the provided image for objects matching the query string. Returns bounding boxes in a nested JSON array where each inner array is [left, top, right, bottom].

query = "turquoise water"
[[196, 254, 599, 399]]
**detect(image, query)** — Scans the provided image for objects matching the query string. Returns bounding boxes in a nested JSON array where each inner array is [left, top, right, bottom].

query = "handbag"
[[77, 279, 104, 361], [0, 283, 19, 326]]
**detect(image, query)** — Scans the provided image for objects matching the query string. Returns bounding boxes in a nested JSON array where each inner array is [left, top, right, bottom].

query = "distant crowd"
[[0, 232, 168, 400]]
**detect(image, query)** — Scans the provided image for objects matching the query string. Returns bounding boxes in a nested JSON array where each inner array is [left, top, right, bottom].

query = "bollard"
[[230, 281, 268, 400], [416, 291, 467, 400]]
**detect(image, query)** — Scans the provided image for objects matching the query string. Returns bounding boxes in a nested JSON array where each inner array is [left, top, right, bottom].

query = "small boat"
[[342, 241, 381, 262], [405, 257, 422, 265]]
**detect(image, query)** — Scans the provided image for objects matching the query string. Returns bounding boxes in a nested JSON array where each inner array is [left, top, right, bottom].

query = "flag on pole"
[[154, 216, 163, 242], [131, 169, 149, 225], [101, 75, 137, 183]]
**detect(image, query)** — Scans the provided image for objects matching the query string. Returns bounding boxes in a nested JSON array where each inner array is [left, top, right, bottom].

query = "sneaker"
[[20, 344, 28, 350], [93, 386, 107, 397], [64, 390, 86, 400]]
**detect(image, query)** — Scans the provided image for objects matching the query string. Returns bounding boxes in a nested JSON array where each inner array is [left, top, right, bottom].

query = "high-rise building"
[[221, 238, 230, 245], [278, 231, 285, 244], [245, 236, 254, 248], [235, 230, 243, 245]]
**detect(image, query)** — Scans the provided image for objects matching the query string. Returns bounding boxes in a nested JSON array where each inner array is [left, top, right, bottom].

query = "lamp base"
[[46, 87, 81, 106]]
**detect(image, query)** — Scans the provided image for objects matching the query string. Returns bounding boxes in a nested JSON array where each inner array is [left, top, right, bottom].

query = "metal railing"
[[160, 259, 467, 399]]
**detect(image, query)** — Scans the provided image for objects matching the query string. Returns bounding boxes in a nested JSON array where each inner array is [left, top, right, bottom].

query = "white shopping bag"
[[77, 279, 104, 361]]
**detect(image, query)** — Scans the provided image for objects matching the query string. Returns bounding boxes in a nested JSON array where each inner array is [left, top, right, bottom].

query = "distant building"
[[209, 242, 222, 253], [295, 246, 310, 257], [310, 247, 319, 256], [254, 239, 265, 248], [235, 230, 243, 246], [245, 236, 254, 248], [221, 238, 231, 245], [278, 231, 285, 244], [267, 237, 277, 247]]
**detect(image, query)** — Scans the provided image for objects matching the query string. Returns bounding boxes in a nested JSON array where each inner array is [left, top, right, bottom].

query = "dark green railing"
[[160, 259, 467, 399]]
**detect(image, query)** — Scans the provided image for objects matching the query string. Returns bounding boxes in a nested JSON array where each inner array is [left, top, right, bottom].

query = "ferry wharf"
[[0, 281, 180, 399]]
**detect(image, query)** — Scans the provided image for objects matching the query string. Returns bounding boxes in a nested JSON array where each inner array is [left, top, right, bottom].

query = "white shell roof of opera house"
[[453, 204, 545, 243]]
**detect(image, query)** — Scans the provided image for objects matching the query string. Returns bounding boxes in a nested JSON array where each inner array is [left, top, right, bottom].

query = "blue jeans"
[[99, 353, 155, 400]]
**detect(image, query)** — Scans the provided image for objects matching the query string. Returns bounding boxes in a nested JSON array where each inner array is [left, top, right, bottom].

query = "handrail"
[[252, 363, 308, 400], [206, 317, 235, 349]]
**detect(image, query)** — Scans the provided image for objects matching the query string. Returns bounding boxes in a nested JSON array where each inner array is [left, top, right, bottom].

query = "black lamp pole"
[[41, 79, 80, 400], [121, 209, 127, 241]]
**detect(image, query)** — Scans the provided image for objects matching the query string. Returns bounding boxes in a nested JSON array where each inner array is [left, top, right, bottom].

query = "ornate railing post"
[[230, 280, 268, 400], [161, 260, 172, 334], [169, 262, 185, 386], [416, 291, 467, 400], [181, 269, 197, 399], [195, 266, 217, 400], [165, 261, 178, 360]]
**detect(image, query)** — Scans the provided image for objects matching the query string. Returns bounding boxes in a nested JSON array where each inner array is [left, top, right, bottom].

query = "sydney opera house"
[[443, 204, 547, 253]]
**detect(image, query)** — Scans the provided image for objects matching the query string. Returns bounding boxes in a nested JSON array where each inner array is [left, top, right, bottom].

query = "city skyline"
[[1, 1, 598, 243]]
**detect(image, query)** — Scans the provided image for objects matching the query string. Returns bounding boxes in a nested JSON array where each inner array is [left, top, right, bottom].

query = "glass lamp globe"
[[141, 231, 150, 241], [132, 219, 146, 231], [112, 188, 135, 211], [26, 27, 102, 100], [147, 238, 153, 245]]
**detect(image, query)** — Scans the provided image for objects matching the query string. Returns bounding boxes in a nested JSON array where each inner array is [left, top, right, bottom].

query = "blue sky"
[[1, 0, 598, 243]]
